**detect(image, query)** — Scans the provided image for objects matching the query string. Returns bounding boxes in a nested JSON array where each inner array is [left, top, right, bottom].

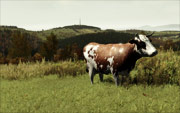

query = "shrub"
[[130, 50, 180, 85]]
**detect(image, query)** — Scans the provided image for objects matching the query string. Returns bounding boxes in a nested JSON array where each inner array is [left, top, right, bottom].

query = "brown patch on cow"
[[85, 43, 135, 73]]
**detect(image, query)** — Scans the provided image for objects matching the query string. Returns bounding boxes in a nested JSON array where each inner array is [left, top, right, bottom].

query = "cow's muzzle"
[[150, 50, 158, 57]]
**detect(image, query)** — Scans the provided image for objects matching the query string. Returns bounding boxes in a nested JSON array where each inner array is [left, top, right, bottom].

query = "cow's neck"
[[122, 50, 142, 72], [132, 44, 142, 60]]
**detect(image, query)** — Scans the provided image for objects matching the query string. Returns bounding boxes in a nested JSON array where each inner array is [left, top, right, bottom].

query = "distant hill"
[[138, 24, 180, 31], [0, 25, 102, 40], [0, 24, 180, 59], [63, 25, 101, 30], [37, 25, 101, 39]]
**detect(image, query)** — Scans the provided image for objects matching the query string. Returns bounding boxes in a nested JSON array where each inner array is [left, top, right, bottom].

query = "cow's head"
[[129, 32, 158, 57]]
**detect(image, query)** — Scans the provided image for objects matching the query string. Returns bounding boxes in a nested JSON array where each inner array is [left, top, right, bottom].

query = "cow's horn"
[[147, 32, 154, 37], [135, 33, 139, 38]]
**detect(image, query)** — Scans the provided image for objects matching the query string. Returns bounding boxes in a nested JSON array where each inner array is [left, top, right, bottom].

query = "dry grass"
[[0, 60, 86, 80], [0, 50, 180, 85]]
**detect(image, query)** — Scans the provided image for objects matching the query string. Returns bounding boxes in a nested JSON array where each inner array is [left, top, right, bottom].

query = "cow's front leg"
[[120, 70, 129, 85], [113, 73, 119, 86], [99, 73, 103, 82], [89, 67, 95, 84]]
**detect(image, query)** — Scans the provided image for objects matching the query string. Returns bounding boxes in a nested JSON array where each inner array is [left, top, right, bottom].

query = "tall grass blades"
[[1, 50, 180, 85], [0, 60, 86, 80]]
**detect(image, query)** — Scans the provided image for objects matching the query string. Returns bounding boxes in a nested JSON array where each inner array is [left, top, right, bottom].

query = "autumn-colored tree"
[[40, 33, 58, 60], [70, 43, 83, 60], [8, 31, 32, 58], [59, 43, 83, 60]]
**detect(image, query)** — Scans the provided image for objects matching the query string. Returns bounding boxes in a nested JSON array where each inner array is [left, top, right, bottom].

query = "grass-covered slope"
[[1, 75, 180, 113], [0, 25, 101, 40]]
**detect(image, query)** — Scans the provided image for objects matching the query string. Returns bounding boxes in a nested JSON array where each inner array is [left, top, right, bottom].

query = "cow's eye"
[[140, 42, 146, 49]]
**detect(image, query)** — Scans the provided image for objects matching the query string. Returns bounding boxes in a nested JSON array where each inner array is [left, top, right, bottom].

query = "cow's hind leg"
[[86, 65, 89, 73], [113, 73, 119, 86], [99, 73, 103, 82], [88, 67, 95, 84]]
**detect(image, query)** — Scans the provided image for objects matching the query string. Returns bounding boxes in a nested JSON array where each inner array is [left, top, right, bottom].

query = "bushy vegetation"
[[130, 50, 180, 85], [1, 50, 180, 85]]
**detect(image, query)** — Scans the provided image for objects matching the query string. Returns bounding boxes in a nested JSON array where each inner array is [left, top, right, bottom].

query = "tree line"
[[0, 29, 180, 64]]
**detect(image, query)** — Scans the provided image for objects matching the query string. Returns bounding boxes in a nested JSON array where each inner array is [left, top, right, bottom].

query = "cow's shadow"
[[100, 76, 136, 87], [103, 77, 114, 84]]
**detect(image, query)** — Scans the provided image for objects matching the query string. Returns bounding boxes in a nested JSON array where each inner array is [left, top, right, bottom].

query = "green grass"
[[1, 75, 180, 113]]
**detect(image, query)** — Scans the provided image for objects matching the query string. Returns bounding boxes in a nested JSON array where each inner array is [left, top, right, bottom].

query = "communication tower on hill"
[[79, 18, 81, 25]]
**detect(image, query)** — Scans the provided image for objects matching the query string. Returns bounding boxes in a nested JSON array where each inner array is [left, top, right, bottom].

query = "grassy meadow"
[[1, 75, 180, 113], [0, 50, 180, 113]]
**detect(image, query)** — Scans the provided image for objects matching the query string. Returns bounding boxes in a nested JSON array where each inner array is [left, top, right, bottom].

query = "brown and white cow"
[[83, 33, 157, 86]]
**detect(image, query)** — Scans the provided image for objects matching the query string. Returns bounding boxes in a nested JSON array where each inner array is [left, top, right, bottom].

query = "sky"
[[0, 0, 179, 31]]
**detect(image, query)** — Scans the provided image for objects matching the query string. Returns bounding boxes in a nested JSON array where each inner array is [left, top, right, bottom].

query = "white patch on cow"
[[110, 67, 113, 73], [111, 47, 116, 51], [104, 57, 107, 59], [133, 44, 138, 52], [107, 56, 114, 66], [89, 50, 94, 56], [88, 45, 99, 56], [83, 45, 93, 59], [100, 65, 103, 69], [119, 48, 124, 53], [93, 45, 99, 51], [139, 35, 148, 41], [83, 45, 99, 69], [135, 37, 140, 42], [107, 56, 114, 73]]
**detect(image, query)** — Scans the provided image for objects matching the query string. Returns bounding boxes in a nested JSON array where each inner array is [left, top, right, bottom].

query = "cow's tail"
[[86, 66, 89, 73], [84, 59, 89, 73]]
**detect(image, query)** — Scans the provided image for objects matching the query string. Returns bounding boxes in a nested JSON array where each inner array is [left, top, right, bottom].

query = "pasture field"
[[0, 50, 180, 113], [1, 75, 180, 113]]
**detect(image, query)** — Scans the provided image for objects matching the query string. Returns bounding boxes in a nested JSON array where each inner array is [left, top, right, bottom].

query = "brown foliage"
[[32, 53, 43, 62]]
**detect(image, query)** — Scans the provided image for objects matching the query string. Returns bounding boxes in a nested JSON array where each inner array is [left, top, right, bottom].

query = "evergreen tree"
[[40, 33, 58, 60], [8, 31, 32, 58]]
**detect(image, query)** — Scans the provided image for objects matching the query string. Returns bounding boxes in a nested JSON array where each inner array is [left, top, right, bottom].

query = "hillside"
[[138, 24, 180, 31], [0, 25, 101, 40], [37, 25, 101, 40], [58, 31, 134, 48], [1, 25, 180, 61]]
